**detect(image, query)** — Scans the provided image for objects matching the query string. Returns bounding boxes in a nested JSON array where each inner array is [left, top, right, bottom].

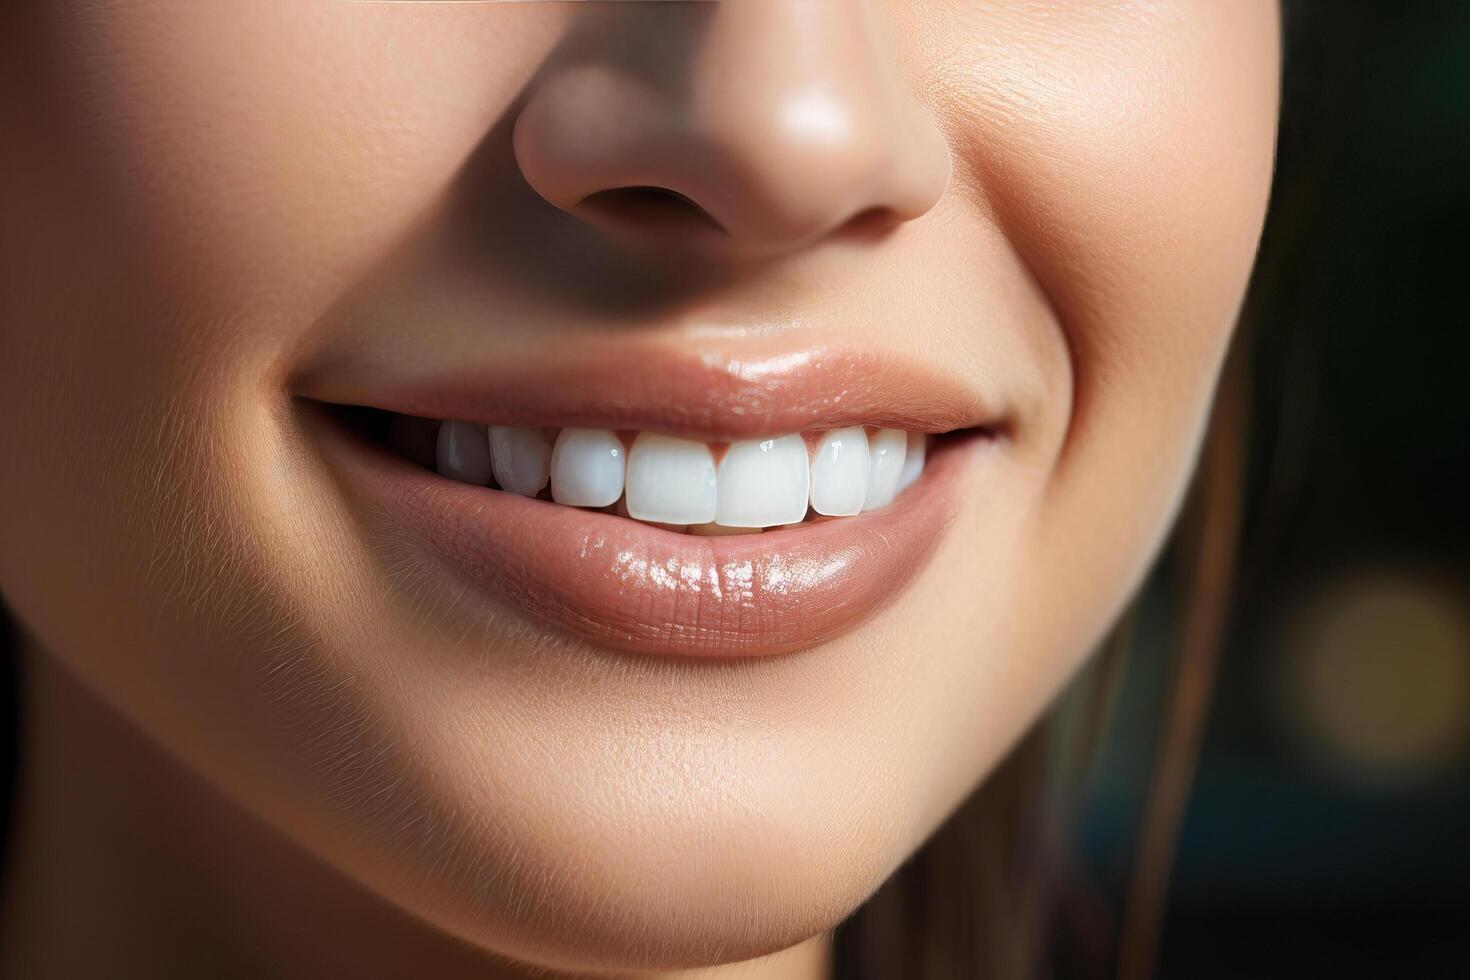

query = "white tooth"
[[435, 421, 492, 486], [897, 431, 927, 492], [715, 434, 810, 528], [550, 428, 625, 507], [862, 428, 908, 511], [489, 426, 552, 497], [615, 495, 686, 531], [625, 433, 717, 525], [809, 426, 870, 517]]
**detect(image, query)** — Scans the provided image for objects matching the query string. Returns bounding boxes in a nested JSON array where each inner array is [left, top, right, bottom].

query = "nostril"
[[578, 186, 728, 238]]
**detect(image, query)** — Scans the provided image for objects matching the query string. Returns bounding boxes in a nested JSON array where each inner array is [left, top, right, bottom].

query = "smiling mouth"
[[299, 345, 1002, 659]]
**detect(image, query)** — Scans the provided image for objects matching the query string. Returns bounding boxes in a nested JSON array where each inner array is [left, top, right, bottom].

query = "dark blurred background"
[[1077, 2, 1470, 977]]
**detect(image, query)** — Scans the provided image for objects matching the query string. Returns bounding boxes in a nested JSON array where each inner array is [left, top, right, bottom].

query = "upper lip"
[[293, 340, 1008, 440]]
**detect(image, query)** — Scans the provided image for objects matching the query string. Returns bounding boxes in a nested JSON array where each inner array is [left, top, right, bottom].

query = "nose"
[[512, 0, 951, 258]]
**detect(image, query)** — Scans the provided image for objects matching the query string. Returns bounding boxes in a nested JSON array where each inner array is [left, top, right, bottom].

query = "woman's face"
[[0, 1, 1278, 971]]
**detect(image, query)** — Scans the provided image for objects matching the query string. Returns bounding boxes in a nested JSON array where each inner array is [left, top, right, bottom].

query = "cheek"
[[25, 2, 566, 355], [912, 0, 1280, 733], [0, 10, 587, 924], [932, 0, 1280, 380], [0, 1, 567, 687]]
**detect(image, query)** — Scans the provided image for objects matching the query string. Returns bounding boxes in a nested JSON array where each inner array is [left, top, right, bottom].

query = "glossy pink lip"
[[296, 343, 1007, 441], [298, 344, 999, 658], [316, 414, 982, 658]]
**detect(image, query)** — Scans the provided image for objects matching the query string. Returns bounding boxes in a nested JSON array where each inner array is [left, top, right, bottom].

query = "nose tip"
[[511, 1, 951, 257]]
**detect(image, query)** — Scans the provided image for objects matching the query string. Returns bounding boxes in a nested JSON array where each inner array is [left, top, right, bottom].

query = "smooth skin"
[[0, 2, 1279, 977]]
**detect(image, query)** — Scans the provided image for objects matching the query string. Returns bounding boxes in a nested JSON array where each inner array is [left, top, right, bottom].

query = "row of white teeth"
[[432, 423, 928, 534]]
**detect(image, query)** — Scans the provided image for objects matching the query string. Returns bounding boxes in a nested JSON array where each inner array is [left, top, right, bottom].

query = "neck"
[[0, 643, 830, 980]]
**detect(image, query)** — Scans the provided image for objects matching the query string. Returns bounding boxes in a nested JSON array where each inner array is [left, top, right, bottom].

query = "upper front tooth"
[[625, 432, 717, 525], [715, 434, 810, 528], [489, 426, 552, 497], [809, 426, 870, 517], [862, 428, 908, 511], [897, 431, 927, 492], [550, 427, 625, 507], [436, 421, 492, 486]]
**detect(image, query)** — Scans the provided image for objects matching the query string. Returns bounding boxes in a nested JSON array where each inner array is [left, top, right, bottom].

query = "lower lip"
[[314, 409, 985, 659]]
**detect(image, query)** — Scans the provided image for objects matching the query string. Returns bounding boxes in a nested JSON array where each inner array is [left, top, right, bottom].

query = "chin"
[[265, 634, 917, 973]]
